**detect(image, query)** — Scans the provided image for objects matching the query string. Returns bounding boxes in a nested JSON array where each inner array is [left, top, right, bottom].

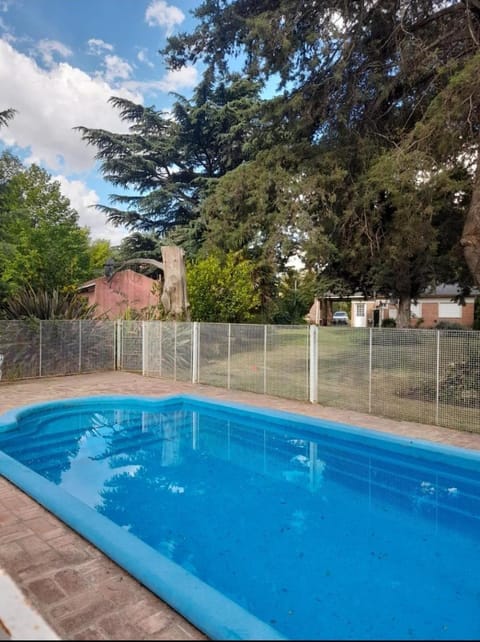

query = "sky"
[[0, 0, 204, 245]]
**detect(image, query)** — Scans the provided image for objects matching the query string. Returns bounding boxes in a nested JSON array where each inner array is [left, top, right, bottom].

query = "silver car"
[[332, 311, 349, 325]]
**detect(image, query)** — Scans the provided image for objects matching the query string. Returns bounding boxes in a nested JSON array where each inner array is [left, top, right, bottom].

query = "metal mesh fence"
[[198, 323, 229, 388], [316, 327, 371, 413], [266, 325, 309, 401], [117, 321, 143, 373], [0, 320, 115, 382], [370, 329, 438, 425], [143, 322, 194, 381], [229, 324, 265, 394], [79, 320, 116, 373], [0, 320, 40, 381], [1, 320, 479, 433], [437, 330, 480, 432]]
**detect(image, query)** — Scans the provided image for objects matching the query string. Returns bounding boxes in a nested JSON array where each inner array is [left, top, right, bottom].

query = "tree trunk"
[[160, 246, 190, 320], [461, 160, 480, 287], [320, 297, 329, 325], [396, 294, 411, 328]]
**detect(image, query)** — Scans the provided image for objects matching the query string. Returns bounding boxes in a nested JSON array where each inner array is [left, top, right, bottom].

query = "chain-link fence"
[[1, 320, 479, 433]]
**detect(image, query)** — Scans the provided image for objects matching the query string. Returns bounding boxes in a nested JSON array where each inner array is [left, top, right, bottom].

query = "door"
[[353, 302, 367, 327]]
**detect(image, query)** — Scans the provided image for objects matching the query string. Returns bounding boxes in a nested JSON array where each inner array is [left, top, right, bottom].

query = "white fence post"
[[142, 321, 147, 376], [39, 320, 43, 377], [174, 322, 177, 381], [368, 327, 373, 413], [227, 323, 231, 390], [78, 320, 82, 373], [192, 322, 199, 384], [263, 325, 268, 394], [115, 320, 122, 370], [435, 330, 440, 425], [309, 325, 318, 403]]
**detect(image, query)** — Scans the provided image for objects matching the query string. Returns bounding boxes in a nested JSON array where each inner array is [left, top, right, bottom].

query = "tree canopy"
[[162, 0, 480, 324], [0, 152, 93, 301], [77, 73, 267, 245], [72, 0, 480, 325]]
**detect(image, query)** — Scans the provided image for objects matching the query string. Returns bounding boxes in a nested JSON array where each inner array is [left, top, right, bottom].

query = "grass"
[[197, 327, 480, 433]]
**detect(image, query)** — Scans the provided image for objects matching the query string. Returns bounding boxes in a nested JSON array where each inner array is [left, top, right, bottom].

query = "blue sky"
[[0, 0, 204, 245]]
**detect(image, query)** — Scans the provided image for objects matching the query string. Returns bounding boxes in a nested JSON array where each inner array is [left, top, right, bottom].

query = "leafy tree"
[[340, 150, 470, 325], [272, 269, 317, 325], [77, 73, 266, 242], [186, 252, 260, 322], [87, 239, 114, 278], [0, 152, 92, 299]]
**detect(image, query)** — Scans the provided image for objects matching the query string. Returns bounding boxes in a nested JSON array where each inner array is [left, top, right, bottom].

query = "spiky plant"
[[0, 286, 99, 320]]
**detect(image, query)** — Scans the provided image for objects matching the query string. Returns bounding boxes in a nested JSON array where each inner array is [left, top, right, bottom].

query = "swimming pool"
[[0, 394, 479, 640]]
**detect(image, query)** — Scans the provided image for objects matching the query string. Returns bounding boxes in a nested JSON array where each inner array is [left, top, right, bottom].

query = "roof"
[[420, 283, 480, 298]]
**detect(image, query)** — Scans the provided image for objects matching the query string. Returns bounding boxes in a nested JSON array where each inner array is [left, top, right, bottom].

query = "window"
[[356, 303, 365, 317], [410, 303, 422, 318], [438, 302, 462, 319]]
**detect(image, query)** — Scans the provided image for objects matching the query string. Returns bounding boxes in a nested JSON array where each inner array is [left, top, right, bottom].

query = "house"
[[78, 269, 159, 319], [307, 284, 478, 328], [350, 284, 478, 328]]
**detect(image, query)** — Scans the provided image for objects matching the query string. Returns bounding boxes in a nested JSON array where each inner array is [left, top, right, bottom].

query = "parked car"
[[332, 311, 349, 325]]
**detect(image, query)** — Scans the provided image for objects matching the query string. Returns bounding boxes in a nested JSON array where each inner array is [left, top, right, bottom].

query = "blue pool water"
[[0, 394, 480, 640]]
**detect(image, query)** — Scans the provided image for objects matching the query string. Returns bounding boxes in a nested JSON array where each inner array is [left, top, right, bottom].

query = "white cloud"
[[145, 0, 184, 35], [0, 38, 142, 173], [123, 65, 198, 94], [36, 38, 73, 67], [101, 54, 133, 83], [87, 38, 114, 56], [137, 48, 154, 68], [54, 174, 128, 244]]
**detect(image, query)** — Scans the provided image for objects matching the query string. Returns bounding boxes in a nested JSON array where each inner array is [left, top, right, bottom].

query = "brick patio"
[[1, 371, 480, 640]]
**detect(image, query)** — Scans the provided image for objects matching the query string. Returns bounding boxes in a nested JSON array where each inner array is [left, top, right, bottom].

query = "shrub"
[[435, 321, 467, 330], [381, 318, 397, 328]]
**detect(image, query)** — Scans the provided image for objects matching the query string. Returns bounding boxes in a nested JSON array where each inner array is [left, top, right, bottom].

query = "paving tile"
[[17, 550, 67, 580], [53, 569, 91, 595], [99, 614, 144, 640], [19, 534, 53, 556], [137, 610, 173, 635], [26, 577, 67, 605], [0, 525, 34, 545], [55, 598, 116, 636], [122, 597, 171, 625], [24, 517, 64, 539], [70, 626, 109, 640]]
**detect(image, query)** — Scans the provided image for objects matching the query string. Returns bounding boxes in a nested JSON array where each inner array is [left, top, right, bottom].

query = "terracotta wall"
[[80, 270, 158, 318]]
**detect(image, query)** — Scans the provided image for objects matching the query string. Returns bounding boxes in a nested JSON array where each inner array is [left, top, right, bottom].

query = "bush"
[[435, 321, 467, 330], [381, 318, 396, 327]]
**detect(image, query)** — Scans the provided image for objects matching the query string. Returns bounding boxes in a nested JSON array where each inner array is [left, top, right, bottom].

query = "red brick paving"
[[1, 371, 480, 640]]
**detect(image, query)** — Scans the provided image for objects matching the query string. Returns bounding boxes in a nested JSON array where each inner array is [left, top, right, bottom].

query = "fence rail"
[[1, 320, 479, 433]]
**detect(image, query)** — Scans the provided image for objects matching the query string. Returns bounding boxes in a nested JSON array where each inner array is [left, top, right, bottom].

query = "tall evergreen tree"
[[77, 73, 266, 245]]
